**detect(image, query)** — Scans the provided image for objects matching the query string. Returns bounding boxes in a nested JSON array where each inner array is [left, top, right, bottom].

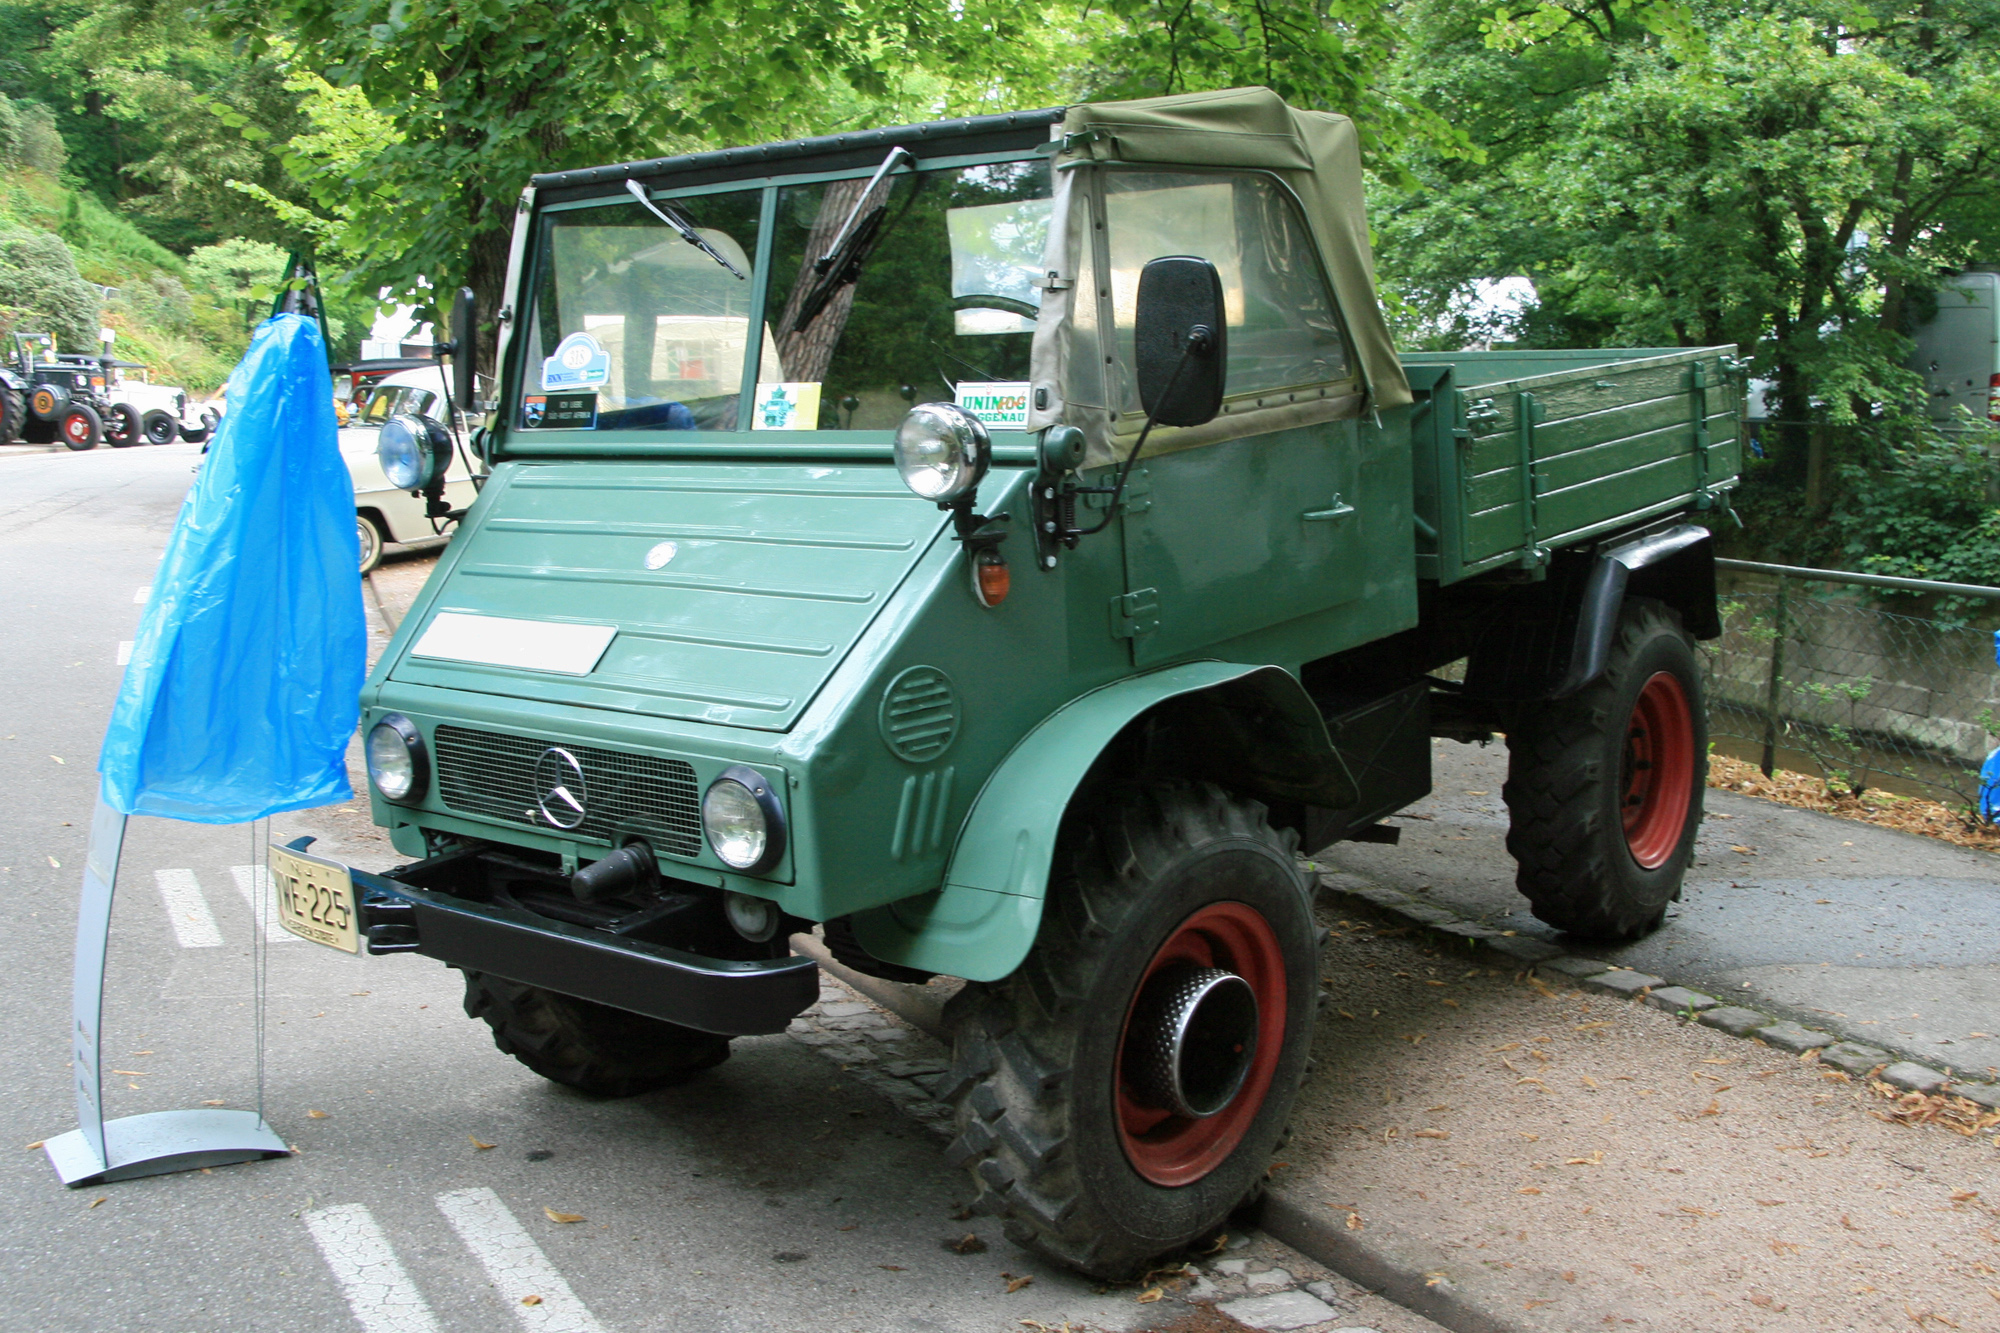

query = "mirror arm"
[[1054, 325, 1213, 544]]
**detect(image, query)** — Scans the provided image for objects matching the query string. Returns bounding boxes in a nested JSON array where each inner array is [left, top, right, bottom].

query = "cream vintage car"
[[343, 366, 480, 573]]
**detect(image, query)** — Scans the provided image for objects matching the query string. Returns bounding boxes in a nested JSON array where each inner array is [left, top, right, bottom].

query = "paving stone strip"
[[1310, 873, 2000, 1133]]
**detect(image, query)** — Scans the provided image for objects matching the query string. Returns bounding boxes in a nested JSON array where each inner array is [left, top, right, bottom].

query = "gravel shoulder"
[[1289, 891, 2000, 1332]]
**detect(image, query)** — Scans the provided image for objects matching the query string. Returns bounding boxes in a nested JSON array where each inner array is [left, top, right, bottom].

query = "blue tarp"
[[97, 314, 365, 823]]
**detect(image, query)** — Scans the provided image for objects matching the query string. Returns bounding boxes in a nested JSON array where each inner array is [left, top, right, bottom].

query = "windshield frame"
[[498, 147, 1054, 459]]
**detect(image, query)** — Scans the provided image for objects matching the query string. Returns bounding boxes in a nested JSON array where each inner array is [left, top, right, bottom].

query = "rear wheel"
[[141, 409, 179, 446], [0, 388, 22, 444], [356, 513, 385, 574], [941, 781, 1318, 1279], [1502, 597, 1705, 940], [105, 403, 142, 447], [59, 404, 101, 451], [461, 970, 731, 1097]]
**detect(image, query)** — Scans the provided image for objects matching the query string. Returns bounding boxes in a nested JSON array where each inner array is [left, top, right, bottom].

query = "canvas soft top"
[[1044, 86, 1410, 418]]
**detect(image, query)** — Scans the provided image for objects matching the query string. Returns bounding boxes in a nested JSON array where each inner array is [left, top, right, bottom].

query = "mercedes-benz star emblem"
[[533, 747, 589, 829]]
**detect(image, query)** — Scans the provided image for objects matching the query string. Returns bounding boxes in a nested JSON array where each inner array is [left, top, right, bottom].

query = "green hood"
[[388, 460, 943, 731]]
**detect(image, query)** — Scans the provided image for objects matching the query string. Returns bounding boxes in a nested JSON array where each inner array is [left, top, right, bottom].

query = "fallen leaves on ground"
[[1865, 1081, 2000, 1137], [306, 1109, 328, 1119], [1136, 1287, 1163, 1303], [543, 1208, 584, 1224], [1708, 754, 2000, 852], [1002, 1272, 1034, 1293], [520, 1295, 542, 1306], [943, 1233, 986, 1254], [469, 1136, 495, 1150]]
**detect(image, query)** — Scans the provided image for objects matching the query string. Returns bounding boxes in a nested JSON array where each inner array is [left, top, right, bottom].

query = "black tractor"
[[10, 332, 122, 450]]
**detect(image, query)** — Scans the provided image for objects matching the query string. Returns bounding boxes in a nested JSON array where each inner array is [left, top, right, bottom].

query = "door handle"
[[1303, 494, 1355, 523]]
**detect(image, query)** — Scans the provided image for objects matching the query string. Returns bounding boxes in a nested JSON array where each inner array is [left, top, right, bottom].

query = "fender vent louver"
[[879, 666, 959, 763]]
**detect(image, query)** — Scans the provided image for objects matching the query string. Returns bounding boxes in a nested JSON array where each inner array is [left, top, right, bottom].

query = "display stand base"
[[44, 1109, 290, 1187]]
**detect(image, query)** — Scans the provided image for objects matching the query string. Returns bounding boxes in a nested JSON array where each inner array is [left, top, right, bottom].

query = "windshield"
[[513, 159, 1052, 433], [520, 188, 770, 431]]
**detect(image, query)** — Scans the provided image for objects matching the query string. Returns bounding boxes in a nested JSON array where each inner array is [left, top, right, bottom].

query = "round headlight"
[[702, 765, 786, 872], [893, 403, 990, 502], [366, 714, 428, 803], [378, 414, 441, 491]]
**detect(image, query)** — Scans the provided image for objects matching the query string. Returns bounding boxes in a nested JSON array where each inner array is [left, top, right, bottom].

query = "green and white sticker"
[[954, 381, 1031, 429]]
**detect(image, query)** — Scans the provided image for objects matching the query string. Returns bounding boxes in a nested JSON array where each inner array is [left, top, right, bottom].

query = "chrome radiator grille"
[[432, 725, 703, 856]]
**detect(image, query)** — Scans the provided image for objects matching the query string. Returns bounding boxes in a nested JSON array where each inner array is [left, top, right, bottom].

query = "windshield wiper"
[[623, 179, 745, 280], [785, 146, 916, 334]]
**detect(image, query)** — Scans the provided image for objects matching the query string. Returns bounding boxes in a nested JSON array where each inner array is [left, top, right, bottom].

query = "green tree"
[[0, 224, 100, 348], [186, 235, 287, 328]]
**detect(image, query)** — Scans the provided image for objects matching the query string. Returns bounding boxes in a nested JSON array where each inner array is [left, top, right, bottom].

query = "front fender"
[[850, 660, 1348, 982]]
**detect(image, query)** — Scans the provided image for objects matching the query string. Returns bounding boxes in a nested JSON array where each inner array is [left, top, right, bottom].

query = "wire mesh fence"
[[1703, 559, 2000, 815]]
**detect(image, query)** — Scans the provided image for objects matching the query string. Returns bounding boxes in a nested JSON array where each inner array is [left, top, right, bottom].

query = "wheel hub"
[[1121, 966, 1259, 1119], [1622, 670, 1695, 869], [1114, 900, 1287, 1187]]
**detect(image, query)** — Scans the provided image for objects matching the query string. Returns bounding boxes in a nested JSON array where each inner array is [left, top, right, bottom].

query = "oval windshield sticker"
[[542, 332, 611, 391]]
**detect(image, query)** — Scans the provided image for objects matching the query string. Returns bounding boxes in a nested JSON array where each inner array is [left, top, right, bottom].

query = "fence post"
[[1759, 574, 1789, 777]]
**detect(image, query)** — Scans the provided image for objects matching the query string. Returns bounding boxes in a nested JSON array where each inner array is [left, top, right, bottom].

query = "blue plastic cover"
[[98, 314, 365, 823]]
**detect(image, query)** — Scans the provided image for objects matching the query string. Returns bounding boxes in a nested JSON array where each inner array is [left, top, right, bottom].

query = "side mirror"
[[449, 287, 478, 414], [1134, 256, 1227, 428]]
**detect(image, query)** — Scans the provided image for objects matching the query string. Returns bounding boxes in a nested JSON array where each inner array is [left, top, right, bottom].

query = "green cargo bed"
[[1400, 347, 1741, 584]]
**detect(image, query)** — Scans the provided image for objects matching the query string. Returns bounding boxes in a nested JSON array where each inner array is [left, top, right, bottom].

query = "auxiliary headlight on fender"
[[702, 765, 786, 873], [366, 713, 429, 804], [378, 413, 451, 493], [893, 402, 990, 502]]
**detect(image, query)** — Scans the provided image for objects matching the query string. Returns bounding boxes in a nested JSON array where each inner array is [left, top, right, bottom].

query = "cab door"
[[1092, 168, 1367, 665]]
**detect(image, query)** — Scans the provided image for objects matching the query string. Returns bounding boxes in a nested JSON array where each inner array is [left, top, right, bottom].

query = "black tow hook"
[[571, 843, 657, 903], [360, 893, 421, 954]]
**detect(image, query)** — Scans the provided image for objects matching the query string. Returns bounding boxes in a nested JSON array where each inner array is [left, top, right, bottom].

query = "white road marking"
[[153, 869, 222, 948], [230, 863, 294, 942], [116, 641, 132, 665], [303, 1203, 443, 1333], [435, 1187, 609, 1332], [133, 586, 149, 603]]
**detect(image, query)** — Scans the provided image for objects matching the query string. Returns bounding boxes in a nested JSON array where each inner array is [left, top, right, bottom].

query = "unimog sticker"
[[541, 331, 611, 391], [955, 381, 1031, 428], [751, 381, 822, 430], [521, 393, 598, 429]]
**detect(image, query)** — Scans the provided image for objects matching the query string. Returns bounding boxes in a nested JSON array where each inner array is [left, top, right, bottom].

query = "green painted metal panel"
[[849, 662, 1335, 981], [385, 460, 946, 731]]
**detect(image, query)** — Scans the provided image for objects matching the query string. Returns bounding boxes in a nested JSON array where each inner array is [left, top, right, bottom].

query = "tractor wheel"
[[1502, 597, 1705, 940], [0, 388, 22, 444], [460, 970, 730, 1097], [357, 513, 386, 575], [105, 403, 142, 447], [59, 404, 102, 451], [940, 781, 1318, 1280], [141, 409, 179, 446]]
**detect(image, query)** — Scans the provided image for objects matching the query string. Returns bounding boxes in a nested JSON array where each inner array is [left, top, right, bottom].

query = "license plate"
[[269, 845, 360, 954]]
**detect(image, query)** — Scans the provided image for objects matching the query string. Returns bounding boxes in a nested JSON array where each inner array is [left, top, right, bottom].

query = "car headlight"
[[366, 714, 428, 803], [378, 414, 447, 491], [893, 402, 990, 502], [702, 765, 785, 872]]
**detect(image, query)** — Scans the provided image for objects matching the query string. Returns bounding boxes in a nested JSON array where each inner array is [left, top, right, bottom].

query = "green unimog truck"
[[269, 87, 1741, 1278]]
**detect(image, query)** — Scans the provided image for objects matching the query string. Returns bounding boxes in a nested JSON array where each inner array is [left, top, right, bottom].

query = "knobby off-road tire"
[[940, 781, 1320, 1280], [0, 388, 23, 444], [461, 970, 730, 1097], [1503, 596, 1706, 940]]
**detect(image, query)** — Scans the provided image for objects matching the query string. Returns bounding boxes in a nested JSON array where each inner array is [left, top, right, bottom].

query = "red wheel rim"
[[1115, 901, 1286, 1187], [1623, 671, 1695, 869], [63, 415, 89, 445]]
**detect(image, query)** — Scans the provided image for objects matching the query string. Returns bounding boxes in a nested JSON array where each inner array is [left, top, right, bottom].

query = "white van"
[[1911, 270, 2000, 426]]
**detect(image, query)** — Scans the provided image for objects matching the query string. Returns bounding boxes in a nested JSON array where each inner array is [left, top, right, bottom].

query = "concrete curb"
[[1253, 1191, 1536, 1333]]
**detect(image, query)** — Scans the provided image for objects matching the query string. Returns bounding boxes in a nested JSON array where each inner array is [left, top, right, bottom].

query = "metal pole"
[[1760, 574, 1789, 777]]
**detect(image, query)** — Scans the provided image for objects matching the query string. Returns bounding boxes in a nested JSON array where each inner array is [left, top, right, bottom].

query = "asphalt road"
[[0, 442, 1228, 1333]]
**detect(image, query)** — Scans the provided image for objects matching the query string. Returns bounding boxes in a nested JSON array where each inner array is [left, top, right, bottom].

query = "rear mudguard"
[[850, 661, 1352, 982]]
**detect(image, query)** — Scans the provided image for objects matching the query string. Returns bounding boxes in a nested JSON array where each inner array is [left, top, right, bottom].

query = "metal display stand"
[[43, 799, 289, 1187]]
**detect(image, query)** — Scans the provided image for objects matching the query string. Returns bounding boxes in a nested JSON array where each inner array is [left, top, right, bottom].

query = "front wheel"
[[461, 970, 730, 1097], [141, 409, 179, 446], [1502, 597, 1706, 940], [942, 781, 1318, 1279], [357, 513, 385, 574], [59, 404, 101, 450], [105, 403, 142, 447]]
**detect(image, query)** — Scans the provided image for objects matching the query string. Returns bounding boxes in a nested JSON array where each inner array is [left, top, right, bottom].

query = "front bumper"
[[346, 855, 819, 1037]]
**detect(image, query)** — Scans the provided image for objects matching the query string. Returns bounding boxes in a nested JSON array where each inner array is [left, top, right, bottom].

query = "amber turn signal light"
[[972, 548, 1010, 607]]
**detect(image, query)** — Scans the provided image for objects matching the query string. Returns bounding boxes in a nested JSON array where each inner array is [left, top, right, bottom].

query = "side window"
[[1101, 171, 1351, 414]]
